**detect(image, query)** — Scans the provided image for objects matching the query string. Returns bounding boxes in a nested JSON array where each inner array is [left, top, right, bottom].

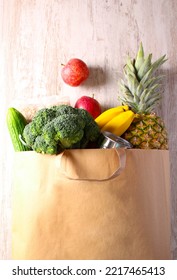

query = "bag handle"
[[56, 148, 126, 182]]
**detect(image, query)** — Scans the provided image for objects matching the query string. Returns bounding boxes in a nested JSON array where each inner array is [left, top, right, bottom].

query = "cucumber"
[[6, 107, 30, 152]]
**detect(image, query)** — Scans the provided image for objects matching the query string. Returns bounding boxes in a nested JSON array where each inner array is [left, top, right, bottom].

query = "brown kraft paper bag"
[[12, 148, 171, 260]]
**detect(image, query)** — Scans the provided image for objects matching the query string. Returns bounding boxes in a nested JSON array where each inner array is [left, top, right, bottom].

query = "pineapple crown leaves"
[[118, 43, 167, 114], [135, 42, 144, 71]]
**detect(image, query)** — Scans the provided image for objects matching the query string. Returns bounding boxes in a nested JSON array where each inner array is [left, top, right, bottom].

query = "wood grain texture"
[[0, 0, 177, 259]]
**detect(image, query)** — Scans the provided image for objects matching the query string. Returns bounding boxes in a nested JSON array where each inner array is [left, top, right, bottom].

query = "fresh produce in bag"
[[6, 104, 101, 154]]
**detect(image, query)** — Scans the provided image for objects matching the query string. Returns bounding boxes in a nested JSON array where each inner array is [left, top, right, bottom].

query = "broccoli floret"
[[33, 108, 56, 134], [85, 121, 100, 142], [77, 108, 94, 125], [32, 136, 59, 155], [43, 114, 85, 148], [23, 122, 37, 147], [23, 107, 56, 147], [52, 104, 77, 117], [76, 108, 101, 146], [22, 105, 101, 154], [42, 124, 56, 144]]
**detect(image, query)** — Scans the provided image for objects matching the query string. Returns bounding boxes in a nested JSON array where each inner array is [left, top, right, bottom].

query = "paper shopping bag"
[[12, 149, 171, 260]]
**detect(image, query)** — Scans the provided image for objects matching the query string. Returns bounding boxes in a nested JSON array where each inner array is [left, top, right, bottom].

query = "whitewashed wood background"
[[0, 0, 177, 259]]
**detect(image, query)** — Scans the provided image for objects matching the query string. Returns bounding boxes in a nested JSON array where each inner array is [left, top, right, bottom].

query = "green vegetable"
[[22, 105, 101, 154], [6, 107, 30, 152]]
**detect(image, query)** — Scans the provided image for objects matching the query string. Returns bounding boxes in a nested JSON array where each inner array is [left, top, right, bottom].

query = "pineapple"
[[119, 43, 168, 149]]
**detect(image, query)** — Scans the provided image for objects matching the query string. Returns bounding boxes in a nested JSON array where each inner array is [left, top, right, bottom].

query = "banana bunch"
[[95, 105, 135, 136]]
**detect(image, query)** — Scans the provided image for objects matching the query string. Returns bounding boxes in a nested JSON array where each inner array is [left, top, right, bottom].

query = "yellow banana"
[[101, 110, 135, 136], [95, 105, 129, 128]]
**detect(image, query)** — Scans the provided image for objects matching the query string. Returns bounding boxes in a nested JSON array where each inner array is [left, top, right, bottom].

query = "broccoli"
[[22, 105, 101, 154]]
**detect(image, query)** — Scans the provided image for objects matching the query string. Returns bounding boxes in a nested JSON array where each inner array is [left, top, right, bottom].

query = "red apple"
[[61, 58, 89, 87], [75, 96, 101, 119]]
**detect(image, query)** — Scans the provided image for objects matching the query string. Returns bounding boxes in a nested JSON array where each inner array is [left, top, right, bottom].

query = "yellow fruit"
[[101, 110, 135, 136], [95, 105, 129, 128]]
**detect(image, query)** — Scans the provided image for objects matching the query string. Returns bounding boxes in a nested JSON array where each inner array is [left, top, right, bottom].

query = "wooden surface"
[[0, 0, 177, 259]]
